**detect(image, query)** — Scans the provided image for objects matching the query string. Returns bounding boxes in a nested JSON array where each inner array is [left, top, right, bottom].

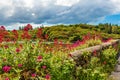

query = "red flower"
[[6, 38, 11, 42], [37, 56, 42, 62], [21, 31, 31, 39], [59, 41, 63, 46], [18, 64, 22, 67], [23, 24, 33, 31], [31, 73, 36, 77], [93, 50, 97, 56], [0, 35, 3, 43], [12, 29, 18, 39], [5, 77, 9, 80], [54, 39, 58, 46], [42, 65, 47, 69], [45, 74, 50, 80], [0, 26, 6, 30], [4, 45, 9, 49], [83, 33, 91, 41], [36, 28, 43, 39], [2, 66, 11, 73], [16, 48, 20, 53]]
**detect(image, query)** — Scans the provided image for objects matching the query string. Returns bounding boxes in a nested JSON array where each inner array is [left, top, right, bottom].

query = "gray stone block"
[[109, 72, 120, 80], [115, 65, 120, 72], [118, 57, 120, 65]]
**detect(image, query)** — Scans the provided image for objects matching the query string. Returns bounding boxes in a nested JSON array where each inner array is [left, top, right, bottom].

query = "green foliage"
[[74, 47, 118, 80], [4, 23, 120, 42], [69, 35, 82, 42]]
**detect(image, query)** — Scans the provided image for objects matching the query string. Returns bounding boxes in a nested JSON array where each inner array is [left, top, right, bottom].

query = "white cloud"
[[23, 0, 34, 8], [0, 0, 12, 7], [55, 0, 80, 7], [0, 0, 14, 18], [109, 0, 120, 13]]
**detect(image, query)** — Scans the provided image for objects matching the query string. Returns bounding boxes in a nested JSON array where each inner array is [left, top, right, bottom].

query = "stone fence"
[[71, 39, 120, 66]]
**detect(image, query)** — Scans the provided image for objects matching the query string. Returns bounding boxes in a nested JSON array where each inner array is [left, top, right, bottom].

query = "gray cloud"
[[0, 0, 120, 29]]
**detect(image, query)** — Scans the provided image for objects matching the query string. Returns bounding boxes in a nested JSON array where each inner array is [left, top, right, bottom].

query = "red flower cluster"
[[37, 55, 43, 62], [31, 73, 36, 77], [18, 64, 22, 67], [12, 29, 19, 40], [36, 28, 43, 38], [45, 74, 50, 80], [16, 48, 20, 53], [83, 33, 91, 41], [2, 66, 11, 73], [72, 40, 85, 48], [0, 35, 3, 43], [0, 26, 6, 31], [54, 39, 58, 46], [23, 24, 33, 31], [21, 31, 31, 39]]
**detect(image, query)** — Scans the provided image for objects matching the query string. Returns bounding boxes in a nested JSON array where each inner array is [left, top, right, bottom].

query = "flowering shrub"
[[0, 39, 118, 80], [74, 47, 118, 80], [0, 40, 75, 80], [0, 24, 118, 80]]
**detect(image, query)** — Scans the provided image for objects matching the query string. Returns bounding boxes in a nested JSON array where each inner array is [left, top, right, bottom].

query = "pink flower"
[[31, 73, 36, 77], [42, 65, 47, 69], [2, 66, 11, 73], [16, 48, 20, 53], [18, 64, 22, 67], [45, 74, 50, 80], [5, 77, 9, 80], [37, 56, 42, 62]]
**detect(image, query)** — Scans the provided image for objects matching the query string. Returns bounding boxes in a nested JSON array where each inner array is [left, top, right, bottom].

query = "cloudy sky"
[[0, 0, 120, 29]]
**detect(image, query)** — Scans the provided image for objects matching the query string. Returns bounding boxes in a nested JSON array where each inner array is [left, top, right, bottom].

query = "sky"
[[0, 0, 120, 30]]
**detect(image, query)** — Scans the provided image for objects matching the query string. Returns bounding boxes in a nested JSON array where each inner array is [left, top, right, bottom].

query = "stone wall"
[[71, 39, 120, 66]]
